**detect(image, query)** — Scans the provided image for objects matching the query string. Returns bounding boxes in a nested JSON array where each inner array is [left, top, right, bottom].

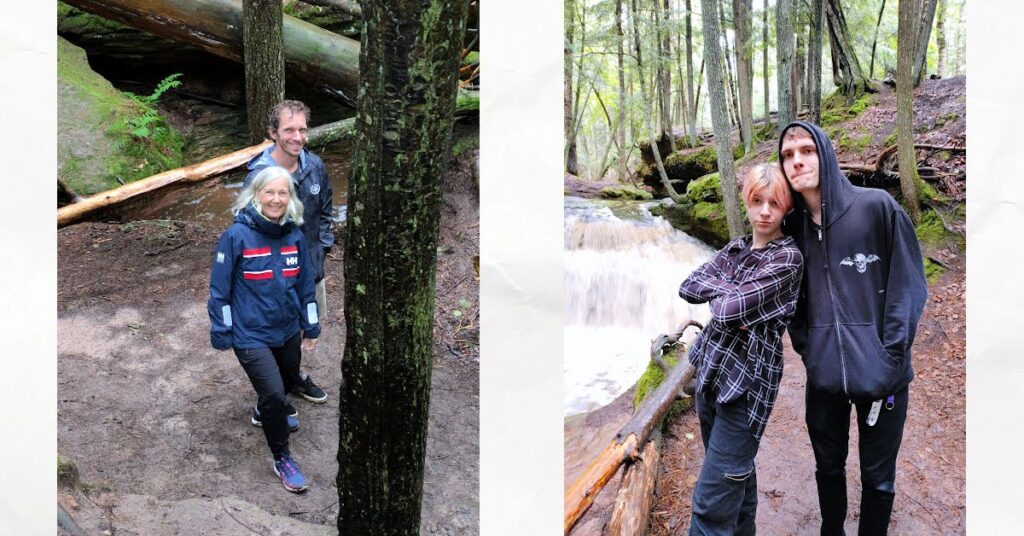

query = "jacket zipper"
[[816, 205, 849, 395]]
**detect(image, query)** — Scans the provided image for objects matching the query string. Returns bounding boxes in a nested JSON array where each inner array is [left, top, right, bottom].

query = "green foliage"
[[883, 130, 898, 147], [58, 455, 79, 489], [915, 208, 963, 255], [599, 185, 653, 200], [821, 90, 873, 126], [121, 73, 181, 139], [632, 351, 694, 427], [463, 51, 479, 65], [686, 172, 721, 204], [934, 112, 959, 129], [923, 257, 946, 284], [838, 132, 872, 153], [451, 134, 478, 157]]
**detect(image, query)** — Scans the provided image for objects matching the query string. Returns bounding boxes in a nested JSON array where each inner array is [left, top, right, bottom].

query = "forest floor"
[[57, 148, 480, 535], [566, 77, 966, 535]]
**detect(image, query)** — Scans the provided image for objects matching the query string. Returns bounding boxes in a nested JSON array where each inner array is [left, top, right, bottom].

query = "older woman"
[[208, 166, 320, 493]]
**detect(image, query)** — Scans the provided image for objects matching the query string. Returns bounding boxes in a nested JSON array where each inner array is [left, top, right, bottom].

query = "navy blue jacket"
[[780, 121, 927, 400], [245, 146, 335, 281], [208, 203, 321, 350]]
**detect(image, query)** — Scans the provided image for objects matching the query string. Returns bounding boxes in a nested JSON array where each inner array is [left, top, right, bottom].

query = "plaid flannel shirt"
[[679, 234, 803, 439]]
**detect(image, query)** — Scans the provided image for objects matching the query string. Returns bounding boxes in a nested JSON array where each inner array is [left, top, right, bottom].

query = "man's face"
[[780, 133, 820, 194], [269, 111, 309, 158]]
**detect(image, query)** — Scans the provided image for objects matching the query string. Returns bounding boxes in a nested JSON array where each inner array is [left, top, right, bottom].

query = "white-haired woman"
[[208, 166, 320, 493]]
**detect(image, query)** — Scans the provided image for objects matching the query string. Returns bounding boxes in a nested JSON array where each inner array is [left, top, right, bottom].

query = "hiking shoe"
[[251, 403, 299, 431], [273, 455, 308, 493], [292, 372, 328, 403]]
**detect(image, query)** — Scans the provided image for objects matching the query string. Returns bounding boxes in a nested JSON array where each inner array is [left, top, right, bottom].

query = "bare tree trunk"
[[936, 0, 947, 77], [242, 0, 284, 145], [675, 0, 691, 144], [912, 0, 939, 86], [565, 0, 579, 174], [763, 0, 770, 121], [776, 0, 795, 130], [733, 0, 754, 152], [685, 0, 698, 145], [953, 0, 963, 75], [616, 0, 629, 180], [717, 1, 740, 129], [795, 23, 806, 113], [825, 0, 869, 95], [700, 0, 745, 238], [337, 0, 467, 532], [869, 0, 887, 79], [808, 0, 824, 124], [655, 0, 674, 148], [896, 0, 921, 223]]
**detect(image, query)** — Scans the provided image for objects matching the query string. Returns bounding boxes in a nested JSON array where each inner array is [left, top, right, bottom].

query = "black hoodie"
[[779, 121, 927, 400]]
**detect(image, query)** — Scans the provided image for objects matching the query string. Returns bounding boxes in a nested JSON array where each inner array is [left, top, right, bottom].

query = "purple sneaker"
[[273, 455, 308, 492]]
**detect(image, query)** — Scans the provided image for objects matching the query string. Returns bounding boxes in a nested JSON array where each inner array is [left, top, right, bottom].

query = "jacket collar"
[[236, 203, 293, 238], [246, 145, 307, 179]]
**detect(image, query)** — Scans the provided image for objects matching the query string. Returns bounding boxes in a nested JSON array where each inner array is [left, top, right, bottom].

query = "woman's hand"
[[301, 337, 319, 353]]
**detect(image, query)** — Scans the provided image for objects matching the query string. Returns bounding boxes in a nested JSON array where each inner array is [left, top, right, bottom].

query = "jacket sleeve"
[[318, 161, 335, 250], [208, 230, 237, 350], [708, 247, 804, 328], [881, 207, 928, 361], [297, 237, 321, 339], [679, 247, 735, 304]]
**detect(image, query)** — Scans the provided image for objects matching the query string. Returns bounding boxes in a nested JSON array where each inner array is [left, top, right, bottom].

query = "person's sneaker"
[[273, 455, 308, 493], [292, 371, 328, 403], [251, 403, 299, 431]]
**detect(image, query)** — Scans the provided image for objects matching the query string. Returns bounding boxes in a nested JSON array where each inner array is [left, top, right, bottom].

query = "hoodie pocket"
[[837, 323, 901, 399]]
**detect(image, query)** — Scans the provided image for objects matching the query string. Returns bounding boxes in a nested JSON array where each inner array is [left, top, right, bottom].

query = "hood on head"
[[777, 120, 858, 228], [235, 202, 293, 238]]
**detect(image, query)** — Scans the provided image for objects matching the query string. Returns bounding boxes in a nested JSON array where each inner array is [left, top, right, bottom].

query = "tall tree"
[[337, 0, 468, 532], [718, 0, 741, 129], [896, 0, 921, 224], [655, 0, 674, 145], [700, 0, 745, 238], [952, 0, 963, 75], [776, 0, 795, 130], [565, 0, 579, 174], [807, 0, 824, 124], [616, 0, 629, 179], [242, 0, 284, 144], [794, 21, 806, 113], [868, 0, 888, 79], [762, 0, 769, 121], [685, 0, 699, 145], [935, 0, 947, 77], [732, 0, 754, 152], [912, 0, 939, 86], [825, 0, 870, 95]]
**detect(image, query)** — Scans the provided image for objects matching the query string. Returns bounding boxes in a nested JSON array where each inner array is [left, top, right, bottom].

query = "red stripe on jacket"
[[243, 247, 272, 258], [280, 245, 298, 255], [243, 270, 274, 280], [282, 267, 300, 278]]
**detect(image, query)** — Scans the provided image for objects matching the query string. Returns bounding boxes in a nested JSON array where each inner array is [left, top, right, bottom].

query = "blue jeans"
[[690, 394, 760, 536]]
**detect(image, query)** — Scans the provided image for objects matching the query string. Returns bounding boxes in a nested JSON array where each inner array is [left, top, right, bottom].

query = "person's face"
[[269, 111, 308, 158], [746, 187, 786, 239], [259, 176, 291, 220], [780, 133, 820, 194]]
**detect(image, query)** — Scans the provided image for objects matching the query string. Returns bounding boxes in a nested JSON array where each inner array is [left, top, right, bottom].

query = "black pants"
[[234, 332, 303, 459], [805, 385, 909, 536]]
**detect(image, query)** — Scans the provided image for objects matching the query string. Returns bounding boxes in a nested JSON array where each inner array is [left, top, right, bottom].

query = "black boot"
[[816, 472, 847, 536], [858, 487, 895, 536]]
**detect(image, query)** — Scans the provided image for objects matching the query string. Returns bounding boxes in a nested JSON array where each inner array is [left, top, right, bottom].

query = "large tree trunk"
[[795, 21, 806, 113], [869, 0, 888, 79], [808, 0, 824, 124], [935, 0, 947, 77], [718, 1, 741, 129], [565, 0, 579, 174], [336, 0, 467, 532], [896, 0, 921, 224], [912, 0, 939, 86], [824, 0, 870, 95], [242, 0, 284, 144], [685, 0, 698, 145], [63, 0, 361, 104], [762, 0, 770, 121], [733, 0, 754, 153], [776, 0, 795, 130], [616, 0, 629, 180], [656, 0, 674, 142], [701, 0, 745, 238]]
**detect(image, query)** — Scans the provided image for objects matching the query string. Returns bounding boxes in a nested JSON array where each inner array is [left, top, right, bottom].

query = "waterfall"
[[563, 197, 715, 416]]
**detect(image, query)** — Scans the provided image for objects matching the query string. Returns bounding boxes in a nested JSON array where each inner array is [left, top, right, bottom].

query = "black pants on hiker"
[[805, 385, 909, 536], [234, 332, 303, 459]]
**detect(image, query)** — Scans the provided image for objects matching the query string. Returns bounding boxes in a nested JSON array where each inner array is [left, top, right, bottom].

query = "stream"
[[563, 197, 716, 416]]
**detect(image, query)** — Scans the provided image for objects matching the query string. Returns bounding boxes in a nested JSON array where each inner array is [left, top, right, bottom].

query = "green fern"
[[122, 73, 182, 140]]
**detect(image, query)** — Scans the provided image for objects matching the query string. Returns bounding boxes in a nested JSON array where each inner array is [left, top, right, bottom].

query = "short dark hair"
[[267, 100, 311, 132]]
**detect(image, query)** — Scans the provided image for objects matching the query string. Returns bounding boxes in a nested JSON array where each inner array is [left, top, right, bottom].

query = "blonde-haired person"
[[679, 163, 804, 534], [208, 166, 320, 493]]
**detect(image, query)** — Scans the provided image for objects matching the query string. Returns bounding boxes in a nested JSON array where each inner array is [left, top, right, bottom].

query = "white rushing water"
[[563, 197, 716, 416]]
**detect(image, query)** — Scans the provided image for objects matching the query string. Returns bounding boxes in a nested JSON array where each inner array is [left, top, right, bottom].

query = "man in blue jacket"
[[245, 100, 333, 405], [779, 121, 928, 535]]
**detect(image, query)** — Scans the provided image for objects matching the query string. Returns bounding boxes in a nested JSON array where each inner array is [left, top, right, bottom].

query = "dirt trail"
[[58, 149, 480, 535]]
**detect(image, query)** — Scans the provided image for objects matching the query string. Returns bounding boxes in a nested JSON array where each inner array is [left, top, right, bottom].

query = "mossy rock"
[[923, 257, 946, 284], [686, 172, 721, 204], [632, 351, 694, 428], [599, 185, 654, 201], [915, 208, 964, 255], [821, 90, 873, 126], [58, 37, 184, 196], [642, 144, 743, 197], [649, 195, 731, 249]]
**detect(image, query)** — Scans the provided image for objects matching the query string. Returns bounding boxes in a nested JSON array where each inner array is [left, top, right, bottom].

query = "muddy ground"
[[57, 148, 480, 535]]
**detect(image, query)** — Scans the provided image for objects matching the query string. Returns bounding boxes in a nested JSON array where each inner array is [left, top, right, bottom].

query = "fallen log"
[[839, 143, 966, 175], [57, 117, 356, 227], [607, 429, 663, 536], [564, 321, 702, 534], [63, 0, 362, 104]]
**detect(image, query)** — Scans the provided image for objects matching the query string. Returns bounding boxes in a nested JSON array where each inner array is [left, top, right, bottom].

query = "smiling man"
[[779, 121, 928, 535], [245, 100, 333, 406]]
